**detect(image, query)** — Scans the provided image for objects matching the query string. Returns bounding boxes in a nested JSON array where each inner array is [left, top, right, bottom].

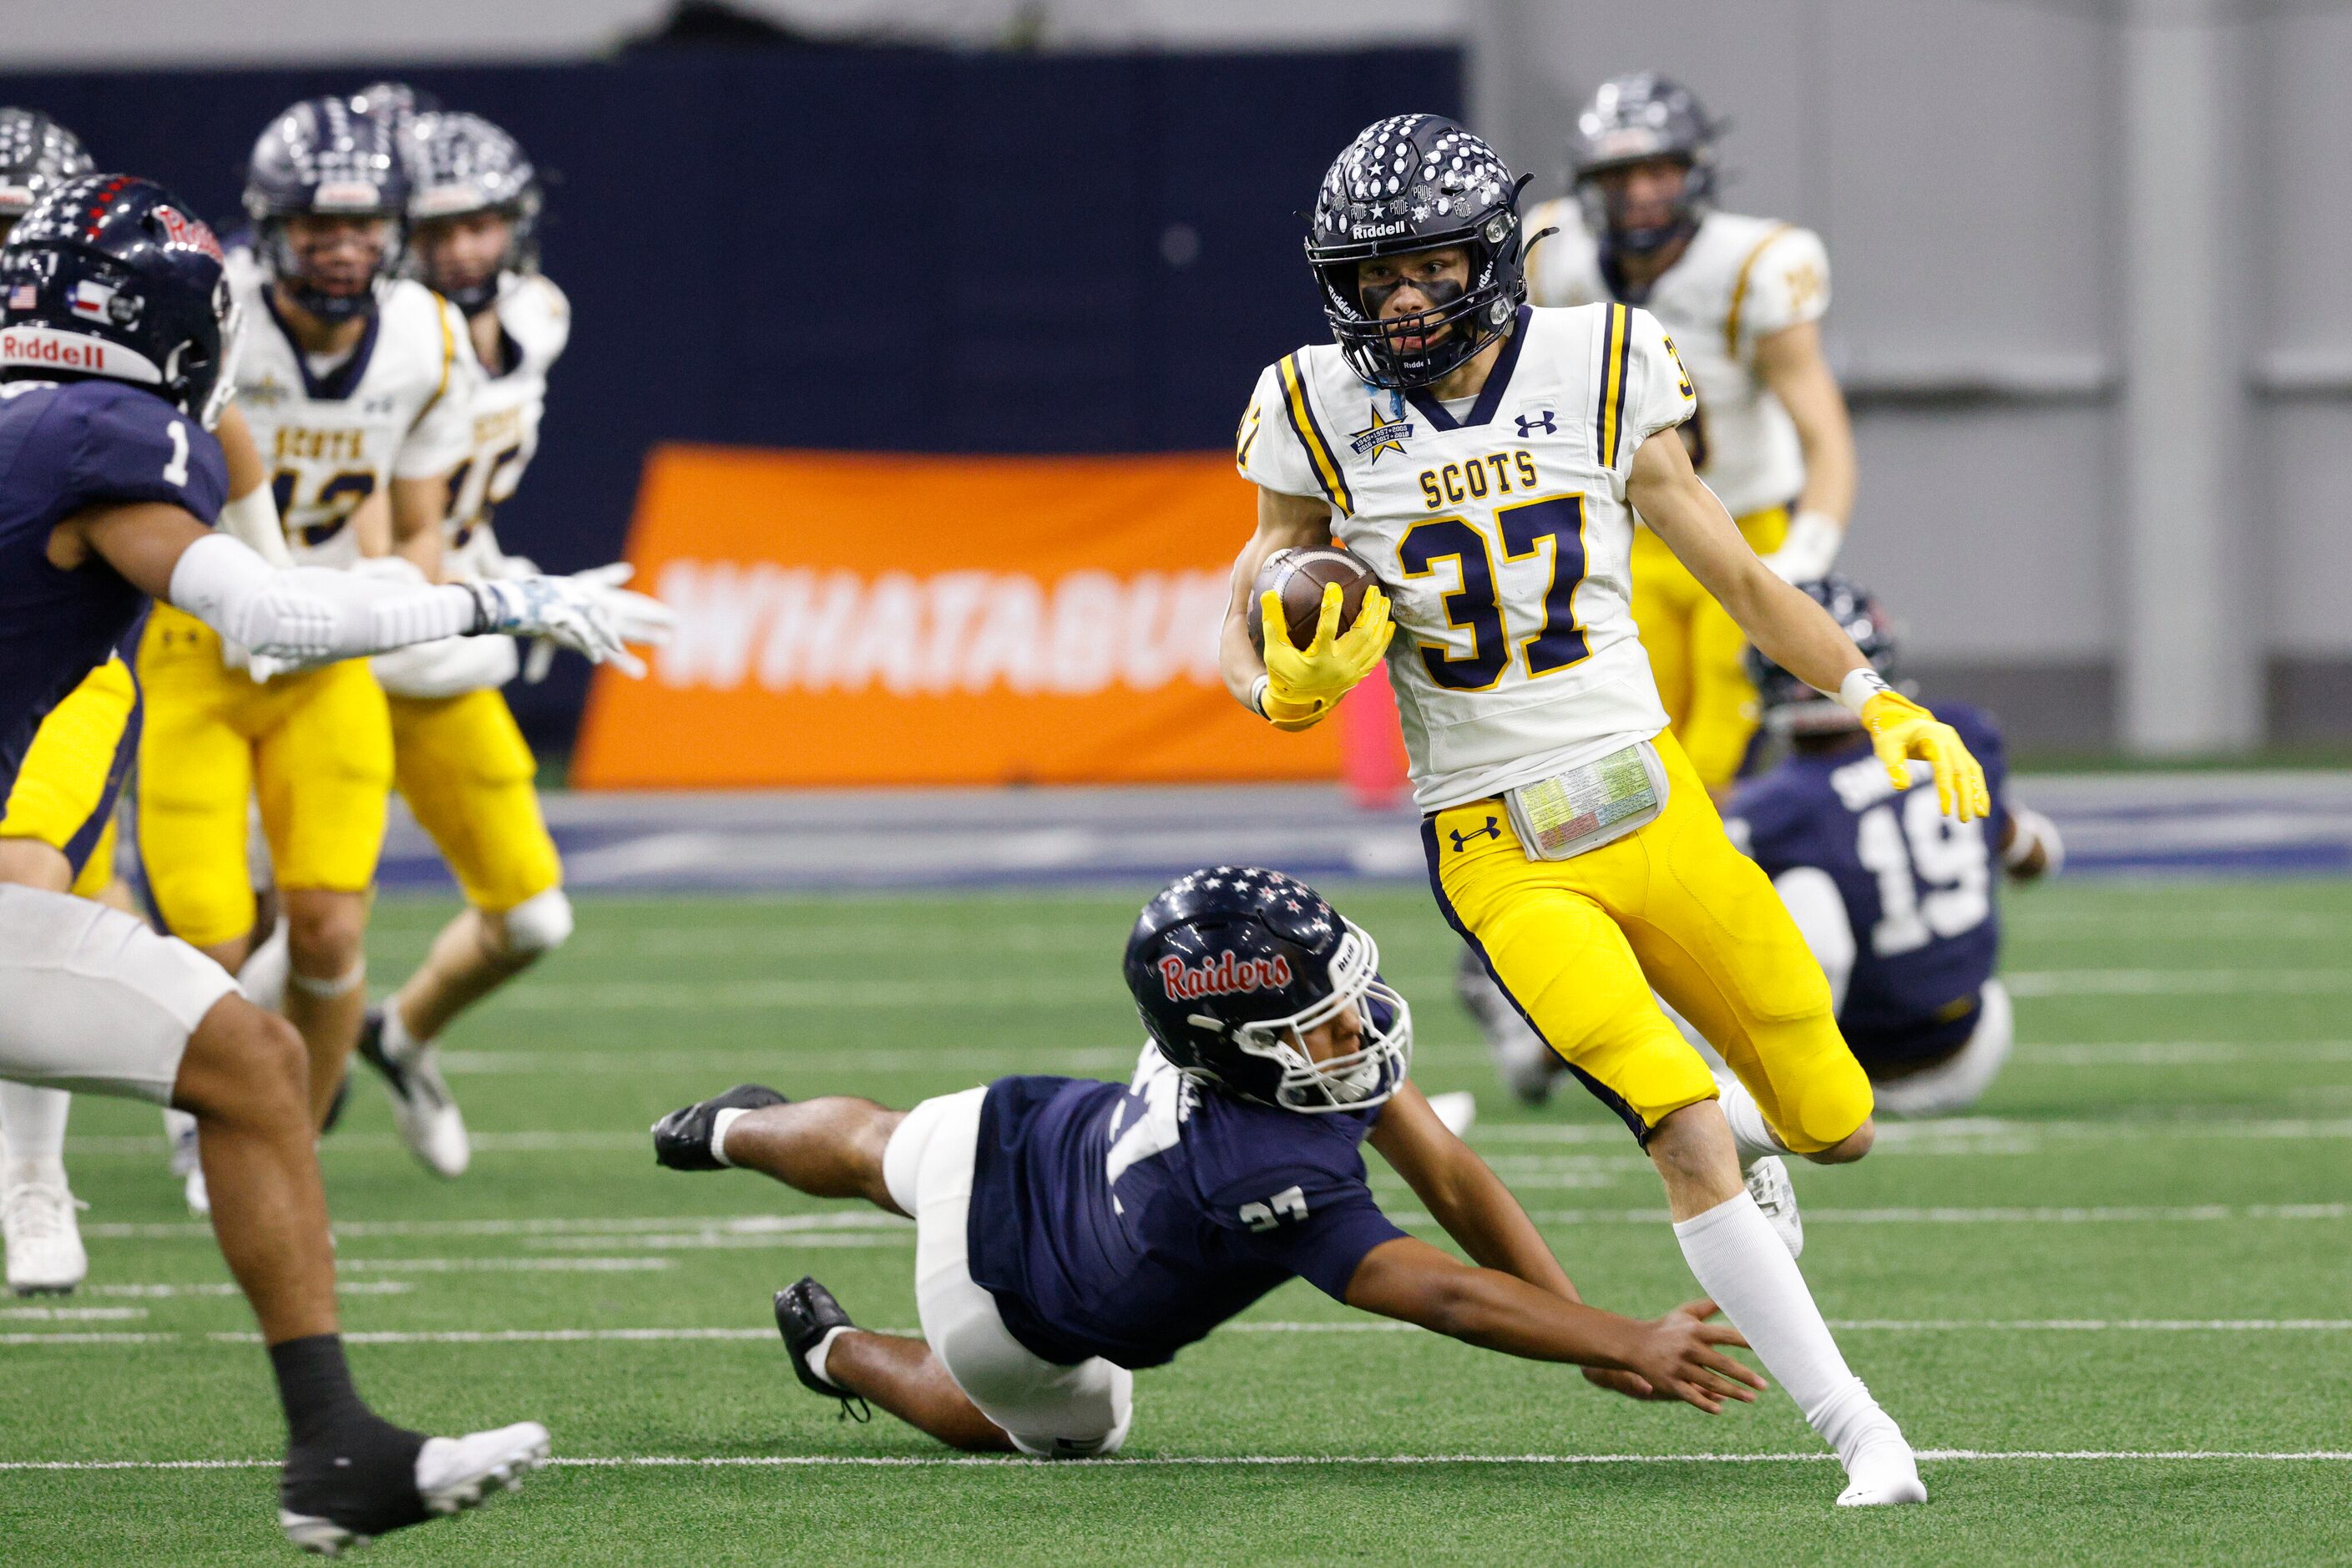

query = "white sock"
[[1716, 1075, 1793, 1172], [1673, 1191, 1902, 1471], [0, 1082, 71, 1183], [237, 921, 291, 1012], [803, 1324, 852, 1390], [382, 1004, 423, 1060], [708, 1106, 749, 1167]]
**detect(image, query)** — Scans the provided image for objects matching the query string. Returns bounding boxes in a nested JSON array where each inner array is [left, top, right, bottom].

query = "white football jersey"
[[226, 254, 478, 569], [1525, 205, 1829, 519], [1240, 304, 1694, 812], [443, 271, 569, 579]]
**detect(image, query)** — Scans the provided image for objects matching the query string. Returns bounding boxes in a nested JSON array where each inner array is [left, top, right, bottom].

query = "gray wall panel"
[[1842, 406, 2118, 659]]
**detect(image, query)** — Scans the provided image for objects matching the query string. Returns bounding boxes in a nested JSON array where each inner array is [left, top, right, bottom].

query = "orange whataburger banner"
[[573, 445, 1344, 788]]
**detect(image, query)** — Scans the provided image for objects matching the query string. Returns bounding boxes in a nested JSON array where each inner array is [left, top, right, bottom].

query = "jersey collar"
[[1404, 305, 1531, 432], [261, 289, 382, 404]]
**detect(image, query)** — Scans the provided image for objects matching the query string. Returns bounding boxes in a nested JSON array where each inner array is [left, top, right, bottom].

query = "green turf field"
[[4, 878, 2350, 1565]]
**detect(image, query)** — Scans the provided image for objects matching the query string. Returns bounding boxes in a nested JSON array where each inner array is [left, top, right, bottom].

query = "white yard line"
[[4, 1318, 2341, 1351], [1473, 1117, 2352, 1146], [5, 1449, 2351, 1472], [489, 979, 1111, 1010], [2006, 969, 2352, 998]]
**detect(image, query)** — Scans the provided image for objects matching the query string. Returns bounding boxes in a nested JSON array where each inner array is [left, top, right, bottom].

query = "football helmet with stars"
[[402, 110, 542, 315], [0, 174, 240, 428], [242, 94, 408, 322], [0, 109, 94, 240], [1569, 73, 1722, 257], [1305, 114, 1534, 392], [1123, 867, 1411, 1115]]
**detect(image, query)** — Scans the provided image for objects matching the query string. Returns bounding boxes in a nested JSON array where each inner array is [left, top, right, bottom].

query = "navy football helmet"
[[244, 95, 408, 322], [404, 111, 542, 315], [1748, 575, 1899, 736], [1306, 114, 1532, 392], [0, 175, 238, 427], [1570, 73, 1722, 256], [1124, 867, 1411, 1115], [0, 109, 94, 239]]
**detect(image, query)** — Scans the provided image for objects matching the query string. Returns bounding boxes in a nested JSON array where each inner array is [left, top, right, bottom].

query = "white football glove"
[[468, 568, 670, 679], [511, 562, 674, 683]]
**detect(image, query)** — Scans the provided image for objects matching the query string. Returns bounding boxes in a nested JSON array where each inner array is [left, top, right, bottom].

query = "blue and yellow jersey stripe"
[[1594, 303, 1635, 471], [411, 296, 462, 432], [1277, 354, 1353, 517]]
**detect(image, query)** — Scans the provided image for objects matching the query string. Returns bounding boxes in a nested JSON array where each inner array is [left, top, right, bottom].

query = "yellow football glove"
[[1860, 689, 1994, 823], [1257, 581, 1393, 732]]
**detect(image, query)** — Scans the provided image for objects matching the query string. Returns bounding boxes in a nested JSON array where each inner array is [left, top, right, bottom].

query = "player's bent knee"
[[1804, 1117, 1874, 1165], [493, 887, 572, 960], [177, 994, 311, 1123]]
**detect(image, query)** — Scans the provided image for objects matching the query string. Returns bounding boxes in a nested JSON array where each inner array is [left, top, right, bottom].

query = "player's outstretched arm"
[[1343, 1237, 1765, 1414], [1630, 430, 1991, 822], [68, 499, 644, 670], [1368, 1081, 1580, 1300]]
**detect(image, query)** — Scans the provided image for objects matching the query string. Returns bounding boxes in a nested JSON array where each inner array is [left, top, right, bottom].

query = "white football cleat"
[[278, 1420, 550, 1555], [1745, 1155, 1803, 1261], [359, 1011, 470, 1179], [3, 1180, 89, 1296], [1837, 1435, 1927, 1506], [1427, 1090, 1478, 1138], [166, 1110, 210, 1216]]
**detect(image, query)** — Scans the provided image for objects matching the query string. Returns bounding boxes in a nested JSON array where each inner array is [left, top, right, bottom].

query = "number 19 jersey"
[[1239, 303, 1697, 812]]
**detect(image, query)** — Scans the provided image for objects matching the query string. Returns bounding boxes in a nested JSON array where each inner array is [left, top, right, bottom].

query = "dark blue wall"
[[1, 47, 1459, 746]]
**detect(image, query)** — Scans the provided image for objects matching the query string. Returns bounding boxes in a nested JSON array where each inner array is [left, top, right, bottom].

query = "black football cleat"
[[775, 1276, 868, 1422], [650, 1085, 787, 1171]]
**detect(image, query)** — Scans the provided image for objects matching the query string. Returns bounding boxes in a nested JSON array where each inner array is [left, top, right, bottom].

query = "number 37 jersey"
[[1239, 303, 1695, 812]]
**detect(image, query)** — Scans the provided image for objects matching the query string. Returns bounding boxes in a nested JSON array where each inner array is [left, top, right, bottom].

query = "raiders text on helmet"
[[0, 174, 240, 428], [0, 109, 95, 232], [403, 111, 543, 315], [1306, 114, 1533, 392], [243, 95, 410, 323], [1570, 73, 1722, 257], [1124, 867, 1412, 1114], [1748, 575, 1900, 736]]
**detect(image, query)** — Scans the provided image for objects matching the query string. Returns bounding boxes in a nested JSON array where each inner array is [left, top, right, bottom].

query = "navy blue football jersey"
[[965, 1054, 1407, 1369], [0, 379, 226, 752], [1726, 703, 2011, 1069]]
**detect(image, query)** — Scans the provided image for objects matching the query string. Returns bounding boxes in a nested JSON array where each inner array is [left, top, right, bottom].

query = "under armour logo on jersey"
[[1450, 817, 1503, 852], [1515, 410, 1557, 438]]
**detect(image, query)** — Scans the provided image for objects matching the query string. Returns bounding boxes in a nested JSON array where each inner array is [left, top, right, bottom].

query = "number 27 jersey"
[[1239, 303, 1696, 812]]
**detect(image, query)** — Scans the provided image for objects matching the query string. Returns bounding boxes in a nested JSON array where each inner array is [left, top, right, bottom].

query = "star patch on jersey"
[[1348, 402, 1414, 463]]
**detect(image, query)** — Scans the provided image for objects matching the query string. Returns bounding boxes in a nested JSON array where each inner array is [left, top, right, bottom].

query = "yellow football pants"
[[1, 655, 139, 896], [134, 604, 393, 949], [388, 687, 561, 913], [1630, 504, 1788, 791], [1425, 729, 1872, 1151]]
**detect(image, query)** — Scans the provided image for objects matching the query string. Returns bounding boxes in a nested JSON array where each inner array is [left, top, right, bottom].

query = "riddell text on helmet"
[[1158, 952, 1294, 1002]]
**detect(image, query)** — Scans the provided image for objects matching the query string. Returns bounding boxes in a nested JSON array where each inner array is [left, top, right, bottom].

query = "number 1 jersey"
[[1239, 303, 1693, 812]]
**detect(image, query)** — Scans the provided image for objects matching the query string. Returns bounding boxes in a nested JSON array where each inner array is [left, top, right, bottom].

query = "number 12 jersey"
[[1239, 302, 1697, 812]]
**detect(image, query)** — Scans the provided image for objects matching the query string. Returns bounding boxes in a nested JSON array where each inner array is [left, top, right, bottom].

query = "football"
[[1246, 544, 1383, 655]]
